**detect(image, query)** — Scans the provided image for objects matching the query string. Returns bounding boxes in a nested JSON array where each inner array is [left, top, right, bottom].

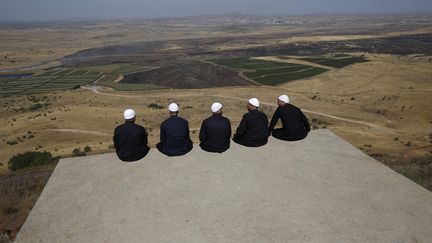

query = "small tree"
[[72, 148, 86, 157], [83, 145, 92, 153]]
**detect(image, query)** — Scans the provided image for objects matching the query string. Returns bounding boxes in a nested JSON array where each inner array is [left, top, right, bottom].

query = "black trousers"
[[233, 134, 267, 147], [272, 129, 308, 142], [199, 143, 229, 153], [156, 143, 192, 157], [117, 149, 149, 162]]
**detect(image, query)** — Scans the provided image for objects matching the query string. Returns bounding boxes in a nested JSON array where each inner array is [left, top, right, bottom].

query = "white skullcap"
[[211, 102, 223, 113], [248, 98, 260, 107], [278, 95, 290, 104], [168, 103, 179, 112], [124, 109, 136, 120]]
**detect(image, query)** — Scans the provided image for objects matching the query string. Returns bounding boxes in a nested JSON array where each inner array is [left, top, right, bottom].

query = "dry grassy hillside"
[[1, 54, 431, 170]]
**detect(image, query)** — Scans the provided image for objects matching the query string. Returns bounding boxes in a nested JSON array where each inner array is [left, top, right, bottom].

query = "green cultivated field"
[[97, 74, 164, 91], [0, 68, 103, 96], [0, 64, 156, 96], [297, 56, 368, 68], [211, 57, 329, 86]]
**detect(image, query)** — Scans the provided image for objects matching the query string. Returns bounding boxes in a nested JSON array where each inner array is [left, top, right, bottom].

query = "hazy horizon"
[[1, 0, 432, 22]]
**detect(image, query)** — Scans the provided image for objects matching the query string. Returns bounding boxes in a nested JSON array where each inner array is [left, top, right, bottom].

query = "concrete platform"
[[16, 130, 432, 242]]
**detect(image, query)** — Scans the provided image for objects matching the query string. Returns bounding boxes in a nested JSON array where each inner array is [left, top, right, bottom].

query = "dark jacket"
[[113, 121, 150, 162], [269, 103, 310, 141], [233, 109, 269, 147], [199, 114, 231, 153], [157, 116, 193, 156]]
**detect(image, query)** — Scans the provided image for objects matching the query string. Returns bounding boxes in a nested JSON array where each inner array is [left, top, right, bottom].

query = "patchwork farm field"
[[0, 56, 373, 94], [211, 57, 329, 86], [211, 55, 369, 85], [0, 69, 103, 96], [0, 64, 153, 96], [295, 56, 369, 68]]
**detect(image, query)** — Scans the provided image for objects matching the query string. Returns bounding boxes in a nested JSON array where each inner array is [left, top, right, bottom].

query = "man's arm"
[[185, 120, 192, 141], [227, 119, 232, 139], [113, 128, 119, 149], [141, 127, 149, 147], [300, 110, 311, 132], [159, 123, 165, 144], [199, 120, 206, 143], [235, 115, 247, 139], [269, 108, 280, 131]]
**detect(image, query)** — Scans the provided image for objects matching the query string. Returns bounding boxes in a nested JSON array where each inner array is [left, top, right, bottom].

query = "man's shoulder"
[[243, 112, 252, 118], [203, 116, 213, 123], [134, 123, 146, 130], [280, 104, 298, 112], [221, 116, 231, 123], [177, 116, 189, 124], [115, 122, 145, 132], [257, 110, 268, 118], [165, 116, 189, 125], [287, 103, 299, 109], [115, 123, 126, 131], [208, 115, 231, 124]]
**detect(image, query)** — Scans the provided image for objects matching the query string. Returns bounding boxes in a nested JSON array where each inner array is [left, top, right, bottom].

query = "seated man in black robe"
[[157, 103, 193, 156], [199, 102, 231, 153], [113, 109, 150, 162], [233, 98, 269, 147], [269, 95, 310, 141]]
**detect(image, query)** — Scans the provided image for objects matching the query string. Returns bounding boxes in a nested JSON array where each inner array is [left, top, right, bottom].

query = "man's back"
[[270, 103, 310, 141], [113, 122, 149, 162], [199, 114, 231, 153], [234, 110, 269, 147], [158, 116, 193, 156]]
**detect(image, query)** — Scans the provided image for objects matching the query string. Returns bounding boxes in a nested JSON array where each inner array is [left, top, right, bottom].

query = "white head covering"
[[211, 102, 223, 113], [168, 103, 179, 112], [124, 109, 136, 120], [278, 95, 290, 104], [248, 98, 260, 108]]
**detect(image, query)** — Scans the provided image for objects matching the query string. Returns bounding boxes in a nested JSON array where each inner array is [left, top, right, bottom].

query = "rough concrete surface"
[[16, 130, 432, 242]]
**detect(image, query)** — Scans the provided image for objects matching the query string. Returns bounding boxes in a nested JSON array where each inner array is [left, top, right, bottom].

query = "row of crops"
[[296, 56, 369, 69], [211, 58, 329, 86], [0, 68, 103, 96], [211, 55, 368, 86]]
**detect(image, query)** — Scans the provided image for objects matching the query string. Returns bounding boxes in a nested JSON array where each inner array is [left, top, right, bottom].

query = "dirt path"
[[82, 85, 205, 98], [36, 129, 111, 136], [253, 56, 337, 70], [92, 74, 106, 84], [113, 75, 124, 83]]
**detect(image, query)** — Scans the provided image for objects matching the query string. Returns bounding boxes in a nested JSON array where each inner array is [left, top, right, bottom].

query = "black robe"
[[233, 109, 269, 147], [269, 103, 310, 141], [113, 121, 150, 162], [157, 116, 193, 156], [199, 114, 232, 153]]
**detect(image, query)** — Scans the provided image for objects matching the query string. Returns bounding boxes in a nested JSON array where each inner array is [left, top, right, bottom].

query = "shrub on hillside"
[[8, 151, 59, 171], [72, 148, 86, 157], [83, 146, 92, 153], [147, 103, 164, 110]]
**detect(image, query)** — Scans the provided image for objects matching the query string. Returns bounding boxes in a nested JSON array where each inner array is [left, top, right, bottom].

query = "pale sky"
[[0, 0, 431, 22]]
